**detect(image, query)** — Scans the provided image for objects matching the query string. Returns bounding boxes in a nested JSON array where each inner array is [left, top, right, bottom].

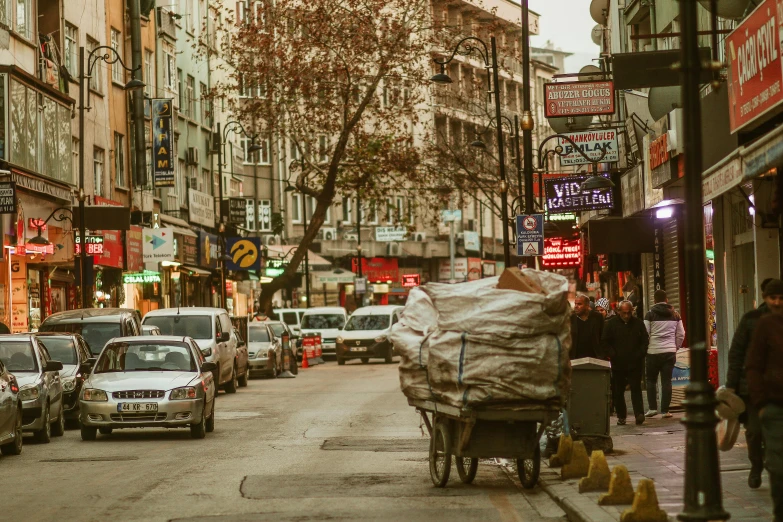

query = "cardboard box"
[[497, 268, 545, 294]]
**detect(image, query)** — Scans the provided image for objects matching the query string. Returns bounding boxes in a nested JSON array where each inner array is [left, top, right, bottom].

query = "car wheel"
[[99, 427, 113, 435], [205, 401, 215, 433], [238, 366, 249, 387], [52, 406, 66, 437], [361, 358, 369, 364], [0, 405, 23, 456], [81, 426, 97, 441], [225, 365, 238, 394], [384, 348, 393, 364], [190, 409, 207, 439], [337, 357, 345, 366], [35, 403, 52, 444]]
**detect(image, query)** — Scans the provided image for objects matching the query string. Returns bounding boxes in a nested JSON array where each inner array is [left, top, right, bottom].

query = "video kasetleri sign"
[[544, 175, 614, 214]]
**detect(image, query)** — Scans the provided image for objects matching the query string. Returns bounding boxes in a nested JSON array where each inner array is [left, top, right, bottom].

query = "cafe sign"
[[123, 271, 162, 284], [544, 80, 615, 118]]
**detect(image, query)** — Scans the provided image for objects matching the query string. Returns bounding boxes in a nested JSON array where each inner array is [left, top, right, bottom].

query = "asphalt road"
[[1, 359, 566, 522]]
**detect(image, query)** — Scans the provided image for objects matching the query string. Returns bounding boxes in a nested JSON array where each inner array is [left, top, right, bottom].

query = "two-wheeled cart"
[[410, 398, 559, 488]]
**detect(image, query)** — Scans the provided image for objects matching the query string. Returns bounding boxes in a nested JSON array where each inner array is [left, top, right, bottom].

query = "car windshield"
[[248, 326, 270, 343], [39, 322, 121, 355], [94, 342, 196, 373], [344, 315, 390, 331], [269, 323, 287, 337], [301, 314, 344, 329], [0, 341, 38, 372], [144, 316, 212, 339], [38, 338, 78, 365]]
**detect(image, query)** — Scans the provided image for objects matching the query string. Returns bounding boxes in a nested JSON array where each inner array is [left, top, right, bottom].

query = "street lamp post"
[[79, 45, 144, 309], [678, 1, 728, 520], [432, 36, 511, 268], [354, 188, 363, 307], [520, 0, 536, 217]]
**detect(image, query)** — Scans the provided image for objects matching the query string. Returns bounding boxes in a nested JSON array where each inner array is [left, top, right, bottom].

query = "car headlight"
[[170, 387, 197, 400], [82, 388, 108, 401], [375, 335, 388, 343], [19, 384, 40, 401], [336, 336, 344, 344], [62, 377, 77, 392]]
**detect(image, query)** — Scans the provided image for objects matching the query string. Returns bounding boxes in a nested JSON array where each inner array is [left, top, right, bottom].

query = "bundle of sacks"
[[390, 268, 572, 409]]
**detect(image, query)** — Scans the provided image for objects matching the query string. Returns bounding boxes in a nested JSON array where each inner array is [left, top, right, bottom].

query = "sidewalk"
[[537, 408, 776, 521]]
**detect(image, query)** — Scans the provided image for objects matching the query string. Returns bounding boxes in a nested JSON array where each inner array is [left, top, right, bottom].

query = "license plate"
[[349, 347, 367, 352], [117, 402, 158, 413]]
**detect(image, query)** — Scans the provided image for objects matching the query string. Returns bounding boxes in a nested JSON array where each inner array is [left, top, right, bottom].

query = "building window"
[[290, 140, 302, 161], [408, 199, 415, 224], [93, 147, 105, 197], [15, 0, 32, 41], [114, 133, 126, 188], [386, 197, 394, 224], [110, 28, 123, 84], [177, 159, 187, 208], [368, 200, 378, 225], [144, 49, 154, 97], [86, 37, 103, 93], [64, 24, 78, 77], [258, 199, 272, 231], [318, 135, 328, 163], [341, 196, 352, 224], [306, 197, 329, 223], [177, 69, 183, 109], [396, 196, 404, 222], [291, 193, 302, 223], [164, 51, 177, 90], [185, 75, 195, 117]]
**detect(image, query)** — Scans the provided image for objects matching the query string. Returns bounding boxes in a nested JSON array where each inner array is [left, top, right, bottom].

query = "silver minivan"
[[142, 308, 239, 393]]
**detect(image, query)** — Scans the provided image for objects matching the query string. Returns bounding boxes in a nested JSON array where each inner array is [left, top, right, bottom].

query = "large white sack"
[[398, 366, 433, 400], [398, 287, 438, 333], [390, 323, 431, 370], [423, 270, 569, 337]]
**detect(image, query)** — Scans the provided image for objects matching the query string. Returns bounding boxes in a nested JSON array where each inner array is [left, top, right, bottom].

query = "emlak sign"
[[727, 0, 783, 133], [556, 130, 619, 166]]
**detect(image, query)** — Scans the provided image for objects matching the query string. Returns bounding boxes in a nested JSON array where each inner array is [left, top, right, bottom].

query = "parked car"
[[246, 322, 282, 378], [271, 308, 306, 337], [39, 308, 142, 355], [0, 358, 22, 456], [34, 333, 93, 428], [141, 325, 162, 335], [79, 336, 217, 440], [142, 308, 239, 393], [300, 307, 348, 359], [231, 327, 249, 387], [266, 321, 299, 372], [0, 335, 64, 443], [336, 306, 403, 365]]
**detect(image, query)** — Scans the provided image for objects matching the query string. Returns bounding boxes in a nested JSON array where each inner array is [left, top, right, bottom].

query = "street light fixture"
[[580, 174, 615, 192]]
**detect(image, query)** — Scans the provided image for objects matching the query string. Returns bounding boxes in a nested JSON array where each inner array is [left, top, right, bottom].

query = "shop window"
[[64, 24, 78, 77]]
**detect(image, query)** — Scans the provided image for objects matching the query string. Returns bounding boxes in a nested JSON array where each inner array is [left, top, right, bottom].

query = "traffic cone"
[[302, 346, 310, 369]]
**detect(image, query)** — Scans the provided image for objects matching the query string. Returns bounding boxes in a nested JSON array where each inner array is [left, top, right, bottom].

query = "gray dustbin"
[[566, 357, 612, 451]]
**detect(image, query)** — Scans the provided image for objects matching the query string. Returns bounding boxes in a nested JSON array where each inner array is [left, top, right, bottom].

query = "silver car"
[[79, 336, 217, 440], [0, 335, 65, 443], [246, 323, 282, 378]]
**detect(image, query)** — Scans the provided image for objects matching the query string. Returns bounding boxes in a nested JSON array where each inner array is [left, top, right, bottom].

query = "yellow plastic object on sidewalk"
[[598, 465, 635, 505], [549, 433, 573, 467], [578, 450, 610, 492], [561, 441, 590, 480], [619, 478, 668, 522]]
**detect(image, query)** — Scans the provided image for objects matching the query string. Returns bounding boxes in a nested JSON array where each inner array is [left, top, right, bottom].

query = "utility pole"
[[216, 122, 227, 308], [354, 189, 363, 306], [129, 0, 146, 187], [520, 0, 535, 215], [78, 47, 88, 308]]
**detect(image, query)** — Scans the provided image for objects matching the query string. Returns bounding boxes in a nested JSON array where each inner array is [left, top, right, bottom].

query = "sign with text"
[[0, 182, 16, 214], [188, 189, 216, 227], [355, 277, 367, 294], [544, 80, 615, 118], [227, 198, 247, 225], [516, 214, 544, 256], [727, 0, 783, 132], [463, 231, 480, 252], [556, 130, 619, 165], [143, 228, 174, 262], [542, 238, 582, 268], [123, 271, 162, 284], [152, 99, 175, 187], [653, 226, 665, 292], [375, 226, 407, 242], [401, 273, 421, 287], [126, 226, 143, 272], [544, 175, 614, 214], [74, 235, 105, 256]]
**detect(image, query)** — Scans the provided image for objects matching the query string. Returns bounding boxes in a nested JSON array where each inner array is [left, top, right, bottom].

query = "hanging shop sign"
[[188, 189, 216, 227], [74, 235, 105, 256], [542, 238, 582, 268], [544, 175, 614, 214], [702, 156, 743, 203], [123, 270, 162, 284], [621, 165, 645, 217], [198, 231, 218, 269], [556, 130, 619, 165], [227, 198, 247, 225], [152, 99, 175, 187], [142, 227, 174, 262], [652, 226, 665, 292], [95, 230, 124, 269], [726, 0, 783, 133], [375, 226, 408, 242], [463, 231, 480, 252], [352, 257, 399, 282], [180, 233, 198, 265], [225, 237, 262, 270], [0, 182, 16, 214], [401, 273, 421, 288], [126, 226, 143, 272], [544, 80, 615, 118]]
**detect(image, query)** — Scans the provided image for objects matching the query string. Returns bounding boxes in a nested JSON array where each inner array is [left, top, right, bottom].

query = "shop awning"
[[742, 123, 783, 182], [182, 265, 213, 277], [265, 245, 332, 270], [312, 269, 356, 284], [584, 218, 655, 254], [159, 214, 198, 237]]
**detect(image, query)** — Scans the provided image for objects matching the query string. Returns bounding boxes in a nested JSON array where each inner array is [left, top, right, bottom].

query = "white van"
[[336, 306, 403, 365], [300, 307, 348, 358], [271, 308, 306, 336], [142, 308, 239, 393]]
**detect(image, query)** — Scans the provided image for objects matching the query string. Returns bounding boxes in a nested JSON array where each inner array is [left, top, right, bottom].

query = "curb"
[[538, 468, 623, 522]]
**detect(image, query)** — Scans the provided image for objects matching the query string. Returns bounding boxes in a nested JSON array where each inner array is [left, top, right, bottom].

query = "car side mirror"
[[79, 362, 92, 375], [219, 331, 230, 342], [201, 361, 217, 372], [46, 360, 64, 372]]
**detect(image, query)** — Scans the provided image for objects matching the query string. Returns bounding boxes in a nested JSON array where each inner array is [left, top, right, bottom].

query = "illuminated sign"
[[152, 99, 175, 187], [544, 174, 613, 214], [542, 238, 582, 268], [544, 80, 615, 118], [401, 274, 421, 287], [75, 235, 105, 256], [123, 271, 162, 284], [28, 218, 47, 231]]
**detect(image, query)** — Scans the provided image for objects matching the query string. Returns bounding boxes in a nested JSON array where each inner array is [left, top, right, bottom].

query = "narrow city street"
[[1, 361, 566, 522]]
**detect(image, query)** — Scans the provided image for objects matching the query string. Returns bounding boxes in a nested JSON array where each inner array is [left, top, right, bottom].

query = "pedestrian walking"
[[602, 300, 649, 425], [570, 294, 605, 360], [643, 289, 685, 419], [595, 297, 614, 319], [726, 277, 778, 488], [746, 279, 783, 522]]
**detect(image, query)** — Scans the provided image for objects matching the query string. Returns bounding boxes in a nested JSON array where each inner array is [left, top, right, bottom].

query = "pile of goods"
[[391, 268, 572, 409]]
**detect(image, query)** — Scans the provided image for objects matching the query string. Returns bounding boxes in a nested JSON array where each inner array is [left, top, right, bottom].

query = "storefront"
[[197, 230, 220, 308]]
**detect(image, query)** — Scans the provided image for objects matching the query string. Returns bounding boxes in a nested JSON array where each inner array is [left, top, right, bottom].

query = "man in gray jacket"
[[644, 290, 685, 419]]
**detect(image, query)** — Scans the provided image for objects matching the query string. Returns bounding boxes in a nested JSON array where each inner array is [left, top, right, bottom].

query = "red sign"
[[648, 133, 670, 170], [351, 257, 399, 283], [96, 230, 124, 269], [544, 81, 615, 118], [75, 242, 104, 256], [401, 274, 420, 287], [126, 225, 143, 272], [542, 238, 582, 268], [28, 218, 47, 231], [727, 0, 783, 132]]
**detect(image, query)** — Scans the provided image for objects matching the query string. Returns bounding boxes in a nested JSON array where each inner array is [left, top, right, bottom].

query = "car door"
[[220, 313, 237, 373], [0, 360, 12, 441], [37, 342, 62, 414], [192, 340, 215, 403], [234, 328, 248, 375]]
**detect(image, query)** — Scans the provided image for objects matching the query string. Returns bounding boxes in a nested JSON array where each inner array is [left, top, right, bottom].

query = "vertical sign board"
[[0, 182, 16, 214], [726, 0, 783, 133], [544, 81, 615, 118], [653, 226, 666, 292], [516, 214, 544, 256], [152, 99, 175, 187]]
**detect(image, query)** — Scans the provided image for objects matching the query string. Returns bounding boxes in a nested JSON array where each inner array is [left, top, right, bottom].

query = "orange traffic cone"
[[301, 346, 309, 369]]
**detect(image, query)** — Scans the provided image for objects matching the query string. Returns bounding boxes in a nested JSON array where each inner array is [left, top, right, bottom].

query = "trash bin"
[[567, 357, 612, 451]]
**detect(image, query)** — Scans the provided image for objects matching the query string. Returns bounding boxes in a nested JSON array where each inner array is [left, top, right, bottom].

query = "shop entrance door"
[[731, 242, 756, 326]]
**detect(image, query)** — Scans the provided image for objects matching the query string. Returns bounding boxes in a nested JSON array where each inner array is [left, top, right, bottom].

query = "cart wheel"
[[455, 456, 478, 484], [517, 444, 541, 489], [429, 422, 452, 487]]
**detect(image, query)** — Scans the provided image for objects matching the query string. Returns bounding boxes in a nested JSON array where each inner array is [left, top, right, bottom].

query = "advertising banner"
[[142, 228, 174, 262], [126, 226, 143, 272], [198, 231, 218, 269], [225, 237, 262, 271], [0, 182, 16, 214], [556, 130, 619, 165], [152, 99, 175, 187], [375, 227, 408, 241], [544, 175, 614, 214], [544, 80, 615, 117], [96, 230, 124, 268], [541, 238, 582, 268], [188, 189, 216, 227]]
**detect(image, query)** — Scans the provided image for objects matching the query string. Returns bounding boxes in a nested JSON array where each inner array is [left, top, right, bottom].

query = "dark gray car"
[[39, 308, 142, 356]]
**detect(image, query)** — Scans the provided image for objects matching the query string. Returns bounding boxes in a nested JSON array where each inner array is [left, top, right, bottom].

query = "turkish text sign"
[[544, 80, 615, 117], [152, 99, 175, 187], [545, 175, 614, 214], [516, 214, 544, 256], [0, 182, 16, 214], [556, 130, 619, 165], [142, 227, 174, 262], [542, 238, 582, 268]]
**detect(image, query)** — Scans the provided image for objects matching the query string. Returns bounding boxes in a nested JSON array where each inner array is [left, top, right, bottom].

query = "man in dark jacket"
[[726, 277, 777, 488], [602, 300, 649, 425], [746, 279, 783, 521], [570, 294, 604, 360], [643, 290, 685, 418]]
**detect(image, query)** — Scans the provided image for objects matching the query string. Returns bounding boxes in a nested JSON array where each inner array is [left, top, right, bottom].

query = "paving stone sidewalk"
[[538, 411, 776, 522]]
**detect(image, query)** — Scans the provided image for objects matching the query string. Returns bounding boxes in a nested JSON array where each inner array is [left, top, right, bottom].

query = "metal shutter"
[[663, 217, 681, 313]]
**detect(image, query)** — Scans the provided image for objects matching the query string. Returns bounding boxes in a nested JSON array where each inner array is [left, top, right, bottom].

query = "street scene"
[[1, 0, 783, 521]]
